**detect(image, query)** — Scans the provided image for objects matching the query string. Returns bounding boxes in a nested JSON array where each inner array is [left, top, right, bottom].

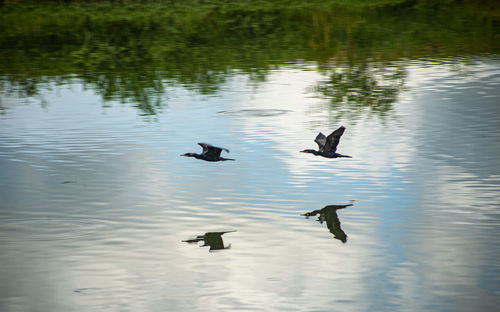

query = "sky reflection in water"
[[1, 58, 500, 311]]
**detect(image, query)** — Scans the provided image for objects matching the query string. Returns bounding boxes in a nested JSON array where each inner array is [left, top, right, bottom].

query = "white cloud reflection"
[[1, 59, 500, 311]]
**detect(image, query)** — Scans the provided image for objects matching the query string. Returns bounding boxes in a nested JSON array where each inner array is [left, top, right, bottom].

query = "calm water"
[[1, 2, 500, 310], [1, 56, 499, 311]]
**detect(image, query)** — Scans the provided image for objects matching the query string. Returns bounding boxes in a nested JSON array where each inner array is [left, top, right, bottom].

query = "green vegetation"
[[1, 0, 499, 115]]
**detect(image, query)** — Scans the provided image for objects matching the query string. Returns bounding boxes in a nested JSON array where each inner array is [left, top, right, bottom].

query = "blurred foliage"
[[0, 0, 499, 115], [312, 61, 407, 121]]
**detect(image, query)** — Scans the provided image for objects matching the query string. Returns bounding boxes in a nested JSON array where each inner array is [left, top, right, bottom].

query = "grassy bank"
[[1, 0, 499, 110]]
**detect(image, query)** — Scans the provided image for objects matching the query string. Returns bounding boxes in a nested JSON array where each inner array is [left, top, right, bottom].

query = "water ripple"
[[0, 217, 113, 243], [218, 109, 291, 117]]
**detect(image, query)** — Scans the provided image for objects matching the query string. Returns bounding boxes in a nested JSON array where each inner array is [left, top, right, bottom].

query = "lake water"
[[2, 56, 499, 312], [1, 2, 500, 311]]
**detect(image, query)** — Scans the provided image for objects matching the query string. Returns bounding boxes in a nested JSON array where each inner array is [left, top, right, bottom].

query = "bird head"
[[181, 153, 198, 158]]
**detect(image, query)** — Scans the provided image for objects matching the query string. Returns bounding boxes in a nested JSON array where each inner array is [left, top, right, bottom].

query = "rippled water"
[[1, 57, 500, 311]]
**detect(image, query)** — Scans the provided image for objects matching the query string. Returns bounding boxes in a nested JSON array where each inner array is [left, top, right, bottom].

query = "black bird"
[[183, 231, 235, 251], [181, 143, 235, 161], [301, 126, 351, 158], [302, 202, 353, 243]]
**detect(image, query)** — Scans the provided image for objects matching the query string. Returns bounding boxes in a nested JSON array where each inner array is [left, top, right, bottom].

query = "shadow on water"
[[183, 230, 236, 252], [302, 202, 354, 243], [0, 0, 498, 116]]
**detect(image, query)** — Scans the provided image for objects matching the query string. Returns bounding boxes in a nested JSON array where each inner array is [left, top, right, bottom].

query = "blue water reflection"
[[1, 58, 500, 311]]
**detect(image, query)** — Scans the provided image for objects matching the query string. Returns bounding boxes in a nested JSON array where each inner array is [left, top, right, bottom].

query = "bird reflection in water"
[[182, 231, 235, 251], [302, 202, 354, 243]]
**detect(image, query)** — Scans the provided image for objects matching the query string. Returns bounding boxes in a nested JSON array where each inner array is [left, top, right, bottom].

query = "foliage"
[[0, 0, 499, 115]]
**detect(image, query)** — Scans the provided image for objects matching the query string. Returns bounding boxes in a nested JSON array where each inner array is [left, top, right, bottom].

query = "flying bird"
[[181, 143, 235, 161], [301, 126, 351, 158]]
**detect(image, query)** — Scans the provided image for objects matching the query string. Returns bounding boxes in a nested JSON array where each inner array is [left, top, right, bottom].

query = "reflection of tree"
[[312, 61, 407, 120], [183, 231, 235, 252], [0, 76, 51, 99], [80, 72, 166, 116], [302, 203, 353, 243], [1, 1, 497, 117]]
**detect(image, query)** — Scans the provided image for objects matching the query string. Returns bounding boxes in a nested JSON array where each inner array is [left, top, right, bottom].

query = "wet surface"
[[1, 57, 499, 311], [1, 2, 500, 309]]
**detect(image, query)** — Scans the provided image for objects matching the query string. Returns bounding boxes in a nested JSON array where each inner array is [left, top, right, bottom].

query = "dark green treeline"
[[1, 0, 499, 115]]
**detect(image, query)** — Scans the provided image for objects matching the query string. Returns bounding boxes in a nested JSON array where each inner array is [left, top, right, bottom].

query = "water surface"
[[1, 1, 500, 311]]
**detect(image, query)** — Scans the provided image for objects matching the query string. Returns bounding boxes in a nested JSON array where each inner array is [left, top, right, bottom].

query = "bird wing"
[[314, 132, 327, 151], [205, 230, 236, 236], [198, 143, 229, 158], [323, 126, 345, 153], [322, 203, 352, 211]]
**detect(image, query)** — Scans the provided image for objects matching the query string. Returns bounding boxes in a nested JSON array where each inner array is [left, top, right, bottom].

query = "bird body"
[[301, 126, 351, 158], [181, 143, 235, 161]]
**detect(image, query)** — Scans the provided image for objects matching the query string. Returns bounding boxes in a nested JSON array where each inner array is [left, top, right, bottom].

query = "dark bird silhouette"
[[181, 143, 235, 161], [183, 231, 235, 251], [302, 202, 353, 243], [301, 126, 351, 158]]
